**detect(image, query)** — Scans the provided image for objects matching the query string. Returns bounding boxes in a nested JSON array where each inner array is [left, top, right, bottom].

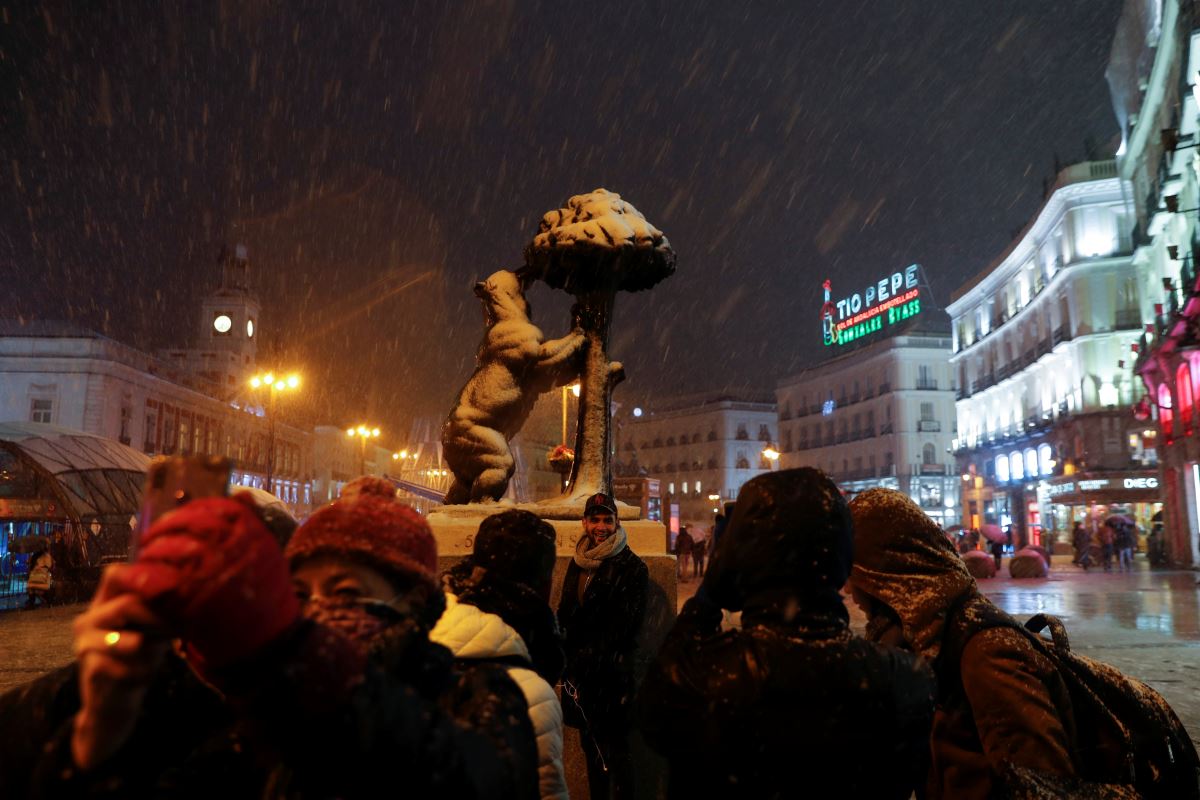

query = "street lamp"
[[761, 444, 781, 469], [248, 371, 301, 492], [347, 425, 381, 476], [561, 382, 581, 445]]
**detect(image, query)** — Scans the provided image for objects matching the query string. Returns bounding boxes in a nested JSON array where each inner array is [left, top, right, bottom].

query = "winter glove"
[[122, 494, 300, 670]]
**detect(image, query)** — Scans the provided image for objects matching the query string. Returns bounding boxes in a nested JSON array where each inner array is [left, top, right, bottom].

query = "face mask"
[[303, 595, 405, 649]]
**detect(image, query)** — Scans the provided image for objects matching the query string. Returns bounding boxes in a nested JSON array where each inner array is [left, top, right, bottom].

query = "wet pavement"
[[3, 559, 1199, 743]]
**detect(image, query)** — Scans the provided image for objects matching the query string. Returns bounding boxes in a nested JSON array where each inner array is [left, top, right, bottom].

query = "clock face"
[[213, 314, 233, 334], [246, 318, 255, 338]]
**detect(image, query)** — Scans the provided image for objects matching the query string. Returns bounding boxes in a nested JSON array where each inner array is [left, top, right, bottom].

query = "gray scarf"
[[573, 526, 627, 571]]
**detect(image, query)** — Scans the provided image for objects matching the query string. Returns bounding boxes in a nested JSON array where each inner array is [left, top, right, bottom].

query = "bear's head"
[[474, 269, 532, 324]]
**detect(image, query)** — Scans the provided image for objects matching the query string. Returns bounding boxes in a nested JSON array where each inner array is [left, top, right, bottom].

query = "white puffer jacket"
[[431, 593, 568, 800]]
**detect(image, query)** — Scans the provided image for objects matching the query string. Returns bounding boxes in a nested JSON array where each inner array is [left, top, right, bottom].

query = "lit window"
[[995, 454, 1009, 483], [694, 481, 701, 493], [1024, 449, 1038, 479], [1038, 443, 1053, 476], [1159, 383, 1174, 439], [1177, 364, 1194, 434], [668, 482, 675, 495], [1009, 451, 1024, 481]]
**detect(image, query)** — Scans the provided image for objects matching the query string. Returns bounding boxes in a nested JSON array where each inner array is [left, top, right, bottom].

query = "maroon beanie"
[[286, 477, 438, 590]]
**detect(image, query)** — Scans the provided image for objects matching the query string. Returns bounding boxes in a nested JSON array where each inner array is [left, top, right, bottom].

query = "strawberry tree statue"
[[524, 189, 676, 501]]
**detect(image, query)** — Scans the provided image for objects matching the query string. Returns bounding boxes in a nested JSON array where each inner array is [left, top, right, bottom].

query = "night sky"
[[0, 1, 1123, 437]]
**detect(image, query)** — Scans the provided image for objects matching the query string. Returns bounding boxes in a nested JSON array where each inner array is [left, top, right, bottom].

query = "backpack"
[[945, 601, 1200, 799], [27, 563, 52, 592]]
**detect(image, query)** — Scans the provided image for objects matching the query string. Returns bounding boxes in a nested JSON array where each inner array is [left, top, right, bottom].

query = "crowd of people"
[[0, 463, 1193, 798]]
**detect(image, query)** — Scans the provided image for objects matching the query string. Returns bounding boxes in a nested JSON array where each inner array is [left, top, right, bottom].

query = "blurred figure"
[[674, 525, 693, 582], [1071, 522, 1087, 566], [640, 469, 935, 798], [692, 535, 707, 578], [23, 549, 52, 609], [1098, 520, 1116, 572], [559, 492, 648, 800], [849, 489, 1077, 799], [433, 509, 566, 800], [1115, 520, 1135, 572]]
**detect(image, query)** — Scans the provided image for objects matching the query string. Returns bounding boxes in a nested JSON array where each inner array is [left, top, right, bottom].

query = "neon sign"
[[821, 265, 922, 347]]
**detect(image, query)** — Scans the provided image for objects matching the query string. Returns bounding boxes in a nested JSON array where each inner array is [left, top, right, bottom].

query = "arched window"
[[1159, 382, 1174, 439], [1177, 363, 1194, 434]]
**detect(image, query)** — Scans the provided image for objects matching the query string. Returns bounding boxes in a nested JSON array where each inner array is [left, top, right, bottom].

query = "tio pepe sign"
[[822, 264, 922, 347]]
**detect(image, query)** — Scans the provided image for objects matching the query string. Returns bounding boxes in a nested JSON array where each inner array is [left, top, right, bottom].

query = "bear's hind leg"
[[470, 452, 515, 503]]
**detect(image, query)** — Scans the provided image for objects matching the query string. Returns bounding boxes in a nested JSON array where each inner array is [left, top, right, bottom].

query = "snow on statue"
[[524, 188, 676, 500], [442, 269, 585, 504]]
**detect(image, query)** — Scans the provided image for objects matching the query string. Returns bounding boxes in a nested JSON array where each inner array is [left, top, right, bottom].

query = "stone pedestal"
[[428, 511, 676, 800]]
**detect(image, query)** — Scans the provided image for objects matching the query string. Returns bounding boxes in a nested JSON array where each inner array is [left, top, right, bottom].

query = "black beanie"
[[472, 510, 557, 593]]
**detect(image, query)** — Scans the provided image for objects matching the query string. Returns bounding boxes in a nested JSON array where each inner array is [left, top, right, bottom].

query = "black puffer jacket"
[[639, 469, 936, 799], [0, 619, 535, 799], [558, 543, 649, 734]]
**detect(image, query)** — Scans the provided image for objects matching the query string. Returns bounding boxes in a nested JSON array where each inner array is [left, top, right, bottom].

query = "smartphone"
[[134, 456, 232, 554]]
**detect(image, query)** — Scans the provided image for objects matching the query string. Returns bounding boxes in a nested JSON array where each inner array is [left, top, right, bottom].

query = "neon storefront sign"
[[822, 264, 922, 346]]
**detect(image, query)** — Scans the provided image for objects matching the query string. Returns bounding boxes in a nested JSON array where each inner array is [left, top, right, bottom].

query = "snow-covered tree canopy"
[[524, 189, 676, 294]]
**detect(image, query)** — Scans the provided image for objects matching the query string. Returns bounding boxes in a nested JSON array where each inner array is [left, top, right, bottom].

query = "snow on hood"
[[430, 592, 531, 663], [714, 468, 852, 620], [849, 488, 975, 660]]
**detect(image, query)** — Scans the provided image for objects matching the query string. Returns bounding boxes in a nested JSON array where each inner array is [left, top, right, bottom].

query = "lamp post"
[[249, 372, 300, 493], [761, 443, 781, 471], [347, 425, 381, 476]]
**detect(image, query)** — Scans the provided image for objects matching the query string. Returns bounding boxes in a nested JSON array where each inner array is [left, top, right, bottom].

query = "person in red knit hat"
[[0, 471, 533, 799], [284, 476, 539, 799]]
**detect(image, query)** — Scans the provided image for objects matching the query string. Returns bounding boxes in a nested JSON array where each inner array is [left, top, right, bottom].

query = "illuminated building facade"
[[1127, 1, 1200, 565], [948, 159, 1159, 550], [777, 293, 959, 527], [626, 392, 777, 528]]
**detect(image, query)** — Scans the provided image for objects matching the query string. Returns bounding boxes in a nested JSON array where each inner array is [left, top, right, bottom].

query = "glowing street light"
[[761, 445, 781, 462], [347, 424, 381, 475], [248, 370, 302, 490]]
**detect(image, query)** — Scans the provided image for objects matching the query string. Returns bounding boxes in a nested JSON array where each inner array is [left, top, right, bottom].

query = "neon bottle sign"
[[821, 264, 922, 346]]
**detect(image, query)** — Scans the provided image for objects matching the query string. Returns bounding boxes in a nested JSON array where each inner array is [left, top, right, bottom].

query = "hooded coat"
[[850, 488, 1077, 800], [432, 591, 567, 800], [639, 469, 935, 799]]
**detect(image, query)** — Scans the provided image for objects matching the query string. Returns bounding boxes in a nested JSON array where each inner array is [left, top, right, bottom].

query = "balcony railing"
[[1114, 308, 1142, 330], [915, 379, 939, 390], [1052, 324, 1072, 345]]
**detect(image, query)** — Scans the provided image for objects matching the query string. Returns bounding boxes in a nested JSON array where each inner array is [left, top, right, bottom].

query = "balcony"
[[878, 382, 892, 394], [879, 423, 894, 435], [1052, 325, 1072, 345], [1114, 308, 1142, 330], [955, 387, 970, 401], [915, 379, 939, 390], [917, 420, 941, 432], [918, 463, 948, 475]]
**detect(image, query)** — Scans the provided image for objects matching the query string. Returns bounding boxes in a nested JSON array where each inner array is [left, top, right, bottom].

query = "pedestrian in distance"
[[559, 492, 649, 800], [674, 525, 693, 582], [432, 509, 568, 800], [1099, 520, 1116, 572], [691, 535, 706, 578], [640, 468, 935, 799], [23, 549, 53, 609], [1115, 519, 1136, 572]]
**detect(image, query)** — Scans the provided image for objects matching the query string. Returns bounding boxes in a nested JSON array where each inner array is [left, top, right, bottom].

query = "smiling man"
[[557, 493, 648, 800]]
